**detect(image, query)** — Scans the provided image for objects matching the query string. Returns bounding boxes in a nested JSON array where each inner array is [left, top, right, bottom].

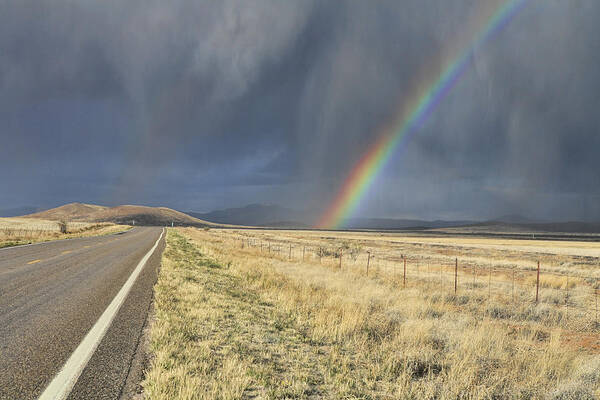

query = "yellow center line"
[[62, 250, 72, 255], [84, 245, 91, 248], [27, 259, 42, 264]]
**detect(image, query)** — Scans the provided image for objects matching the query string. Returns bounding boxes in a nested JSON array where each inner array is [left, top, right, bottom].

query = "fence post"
[[403, 256, 407, 288], [512, 267, 515, 302], [472, 264, 476, 290], [339, 249, 343, 269], [565, 274, 569, 321], [454, 258, 458, 294], [594, 289, 598, 324], [535, 261, 540, 303], [289, 244, 292, 260], [488, 264, 492, 300], [366, 252, 371, 276]]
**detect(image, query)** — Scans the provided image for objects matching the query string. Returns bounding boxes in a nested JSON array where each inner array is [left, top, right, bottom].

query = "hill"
[[24, 203, 215, 227], [90, 205, 213, 226], [26, 203, 108, 220]]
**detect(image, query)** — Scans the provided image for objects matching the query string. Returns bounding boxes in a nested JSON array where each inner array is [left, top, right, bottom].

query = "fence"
[[235, 235, 600, 332], [0, 221, 108, 240]]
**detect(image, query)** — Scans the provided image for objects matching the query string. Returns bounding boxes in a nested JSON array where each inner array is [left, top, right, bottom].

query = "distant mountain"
[[189, 205, 478, 230], [488, 214, 541, 224], [438, 219, 600, 234], [342, 218, 475, 230], [346, 215, 600, 234], [188, 204, 306, 227], [0, 206, 41, 217], [23, 202, 217, 227], [487, 221, 600, 234]]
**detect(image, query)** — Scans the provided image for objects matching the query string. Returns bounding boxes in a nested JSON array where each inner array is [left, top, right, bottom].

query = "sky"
[[1, 0, 599, 222]]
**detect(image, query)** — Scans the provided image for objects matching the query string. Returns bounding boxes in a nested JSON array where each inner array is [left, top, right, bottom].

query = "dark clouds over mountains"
[[1, 0, 599, 221]]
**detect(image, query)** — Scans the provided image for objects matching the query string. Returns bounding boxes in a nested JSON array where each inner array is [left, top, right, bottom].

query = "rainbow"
[[315, 0, 528, 229]]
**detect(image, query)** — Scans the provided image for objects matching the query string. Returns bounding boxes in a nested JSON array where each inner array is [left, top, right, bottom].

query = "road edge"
[[119, 252, 162, 399]]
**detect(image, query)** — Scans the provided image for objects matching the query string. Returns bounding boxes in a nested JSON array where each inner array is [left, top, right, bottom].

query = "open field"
[[144, 227, 600, 399], [0, 217, 131, 248]]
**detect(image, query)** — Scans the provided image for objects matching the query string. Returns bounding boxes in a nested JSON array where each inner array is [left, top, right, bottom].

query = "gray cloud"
[[1, 0, 599, 221]]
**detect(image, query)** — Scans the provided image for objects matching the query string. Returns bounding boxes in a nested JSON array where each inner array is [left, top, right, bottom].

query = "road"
[[0, 226, 165, 400]]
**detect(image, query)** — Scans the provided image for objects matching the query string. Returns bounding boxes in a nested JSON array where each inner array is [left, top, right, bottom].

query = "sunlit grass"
[[143, 228, 600, 399], [0, 217, 130, 248]]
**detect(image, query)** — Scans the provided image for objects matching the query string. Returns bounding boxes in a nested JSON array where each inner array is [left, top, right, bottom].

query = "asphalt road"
[[0, 226, 165, 400]]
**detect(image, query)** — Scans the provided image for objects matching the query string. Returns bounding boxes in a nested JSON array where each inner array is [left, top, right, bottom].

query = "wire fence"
[[234, 234, 600, 332], [0, 221, 110, 240]]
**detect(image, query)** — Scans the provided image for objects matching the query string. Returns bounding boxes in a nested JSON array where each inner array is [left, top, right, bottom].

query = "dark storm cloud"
[[1, 0, 599, 221]]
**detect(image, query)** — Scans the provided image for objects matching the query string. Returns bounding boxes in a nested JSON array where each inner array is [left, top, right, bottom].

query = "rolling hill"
[[25, 203, 108, 220], [24, 203, 216, 227]]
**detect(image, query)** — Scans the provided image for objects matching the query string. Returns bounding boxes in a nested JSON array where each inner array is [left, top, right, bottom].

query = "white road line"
[[38, 228, 164, 400]]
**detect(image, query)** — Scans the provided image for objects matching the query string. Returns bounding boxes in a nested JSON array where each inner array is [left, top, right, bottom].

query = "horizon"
[[4, 201, 599, 225]]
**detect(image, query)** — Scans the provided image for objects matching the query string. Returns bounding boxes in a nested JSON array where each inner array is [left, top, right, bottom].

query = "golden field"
[[0, 217, 131, 248], [143, 227, 600, 399]]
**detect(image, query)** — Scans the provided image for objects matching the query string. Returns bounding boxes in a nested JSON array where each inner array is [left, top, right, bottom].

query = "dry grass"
[[144, 228, 600, 399], [0, 217, 131, 248]]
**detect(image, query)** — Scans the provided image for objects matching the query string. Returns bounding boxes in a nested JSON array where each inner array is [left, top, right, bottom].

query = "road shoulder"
[[67, 229, 165, 399]]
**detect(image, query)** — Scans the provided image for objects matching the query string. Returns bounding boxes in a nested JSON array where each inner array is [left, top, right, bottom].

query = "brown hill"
[[25, 203, 108, 220], [89, 205, 214, 226], [24, 203, 216, 227]]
